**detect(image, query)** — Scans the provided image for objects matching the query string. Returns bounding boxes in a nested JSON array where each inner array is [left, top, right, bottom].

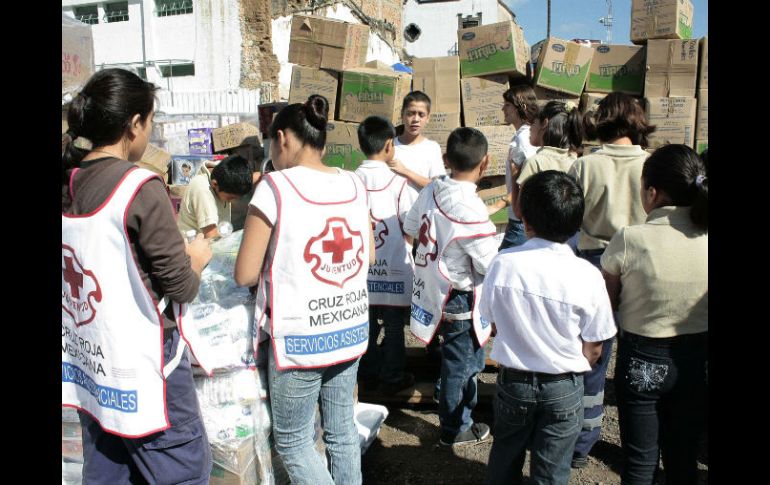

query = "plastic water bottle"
[[185, 229, 197, 243], [217, 221, 233, 238]]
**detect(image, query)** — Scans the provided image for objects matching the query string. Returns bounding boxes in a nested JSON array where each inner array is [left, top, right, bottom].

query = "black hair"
[[642, 144, 708, 231], [357, 116, 396, 156], [211, 154, 254, 195], [62, 68, 158, 184], [445, 127, 487, 172], [268, 94, 329, 150], [700, 148, 708, 172], [583, 92, 655, 147], [502, 85, 539, 125], [519, 170, 584, 243], [536, 101, 585, 151], [401, 91, 432, 114]]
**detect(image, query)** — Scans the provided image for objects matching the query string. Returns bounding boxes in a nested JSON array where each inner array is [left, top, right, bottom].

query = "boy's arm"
[[486, 193, 511, 215], [461, 233, 499, 276], [581, 340, 604, 366], [387, 158, 432, 189]]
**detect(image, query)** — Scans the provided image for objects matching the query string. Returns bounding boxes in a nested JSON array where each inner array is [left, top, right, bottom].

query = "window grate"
[[155, 0, 194, 17], [74, 6, 99, 25], [104, 2, 129, 23]]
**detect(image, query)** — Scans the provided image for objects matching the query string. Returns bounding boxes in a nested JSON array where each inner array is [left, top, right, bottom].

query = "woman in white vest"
[[62, 69, 213, 484], [235, 95, 375, 485]]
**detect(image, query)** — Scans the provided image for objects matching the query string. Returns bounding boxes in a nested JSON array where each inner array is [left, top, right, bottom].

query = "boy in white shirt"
[[480, 170, 616, 485], [403, 127, 499, 446], [355, 116, 419, 395], [387, 91, 447, 191]]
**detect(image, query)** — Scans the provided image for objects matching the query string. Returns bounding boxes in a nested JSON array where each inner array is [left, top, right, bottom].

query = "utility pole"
[[599, 0, 613, 44], [547, 0, 551, 38]]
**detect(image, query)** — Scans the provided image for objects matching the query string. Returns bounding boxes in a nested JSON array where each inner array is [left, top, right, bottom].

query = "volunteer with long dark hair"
[[235, 94, 375, 485], [62, 68, 213, 484]]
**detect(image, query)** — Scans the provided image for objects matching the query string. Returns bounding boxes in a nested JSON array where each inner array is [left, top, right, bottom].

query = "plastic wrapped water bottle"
[[218, 221, 233, 238], [185, 229, 197, 243]]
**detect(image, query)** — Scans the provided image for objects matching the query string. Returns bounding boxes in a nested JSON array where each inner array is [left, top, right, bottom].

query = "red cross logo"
[[304, 217, 365, 288], [370, 211, 389, 250], [62, 245, 102, 326], [414, 215, 438, 267], [322, 226, 353, 263], [63, 256, 84, 299]]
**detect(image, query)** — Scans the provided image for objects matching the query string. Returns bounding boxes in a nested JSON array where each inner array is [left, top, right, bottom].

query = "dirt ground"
[[360, 337, 708, 484]]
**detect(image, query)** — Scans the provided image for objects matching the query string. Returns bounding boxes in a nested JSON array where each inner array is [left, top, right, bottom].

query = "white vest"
[[409, 185, 495, 347], [254, 168, 371, 369], [62, 168, 191, 437], [355, 166, 415, 307]]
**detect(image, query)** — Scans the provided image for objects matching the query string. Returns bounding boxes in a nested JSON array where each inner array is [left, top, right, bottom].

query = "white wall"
[[62, 0, 243, 92], [272, 3, 402, 101], [402, 0, 502, 58]]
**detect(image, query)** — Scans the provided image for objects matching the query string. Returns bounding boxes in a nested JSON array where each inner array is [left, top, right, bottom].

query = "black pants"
[[615, 330, 707, 485]]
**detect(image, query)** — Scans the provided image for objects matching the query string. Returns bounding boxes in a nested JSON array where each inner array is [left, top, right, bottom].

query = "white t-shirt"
[[480, 237, 617, 374], [250, 166, 358, 224], [505, 124, 538, 220], [394, 136, 446, 186]]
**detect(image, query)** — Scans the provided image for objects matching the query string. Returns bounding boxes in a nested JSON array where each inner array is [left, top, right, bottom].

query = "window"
[[160, 63, 195, 77], [104, 2, 129, 23], [135, 67, 147, 80], [458, 13, 482, 30], [155, 0, 194, 17], [404, 23, 421, 43], [74, 5, 99, 25]]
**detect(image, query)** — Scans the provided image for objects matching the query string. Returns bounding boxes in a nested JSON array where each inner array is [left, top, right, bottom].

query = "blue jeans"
[[615, 330, 707, 485], [438, 290, 486, 438], [359, 305, 408, 383], [499, 219, 527, 251], [268, 351, 361, 485], [485, 371, 584, 485], [79, 330, 212, 485]]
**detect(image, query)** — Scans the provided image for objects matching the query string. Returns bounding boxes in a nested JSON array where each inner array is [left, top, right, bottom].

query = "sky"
[[503, 0, 708, 46]]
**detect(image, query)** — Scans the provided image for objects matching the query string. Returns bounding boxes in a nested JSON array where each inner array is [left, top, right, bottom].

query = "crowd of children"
[[63, 68, 708, 485]]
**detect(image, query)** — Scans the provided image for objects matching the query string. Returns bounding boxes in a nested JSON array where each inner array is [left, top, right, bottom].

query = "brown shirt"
[[64, 157, 200, 309]]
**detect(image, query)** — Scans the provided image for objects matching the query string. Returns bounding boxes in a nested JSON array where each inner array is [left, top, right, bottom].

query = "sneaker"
[[571, 455, 588, 469], [439, 423, 491, 446], [380, 372, 415, 396]]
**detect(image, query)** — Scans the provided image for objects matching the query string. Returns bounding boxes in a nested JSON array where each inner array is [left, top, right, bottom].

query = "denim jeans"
[[359, 305, 408, 383], [573, 336, 614, 458], [438, 290, 486, 438], [615, 330, 707, 485], [499, 219, 527, 251], [485, 372, 584, 485], [268, 351, 361, 485]]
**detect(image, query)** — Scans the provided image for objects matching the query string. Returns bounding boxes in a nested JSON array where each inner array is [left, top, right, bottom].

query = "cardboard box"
[[586, 44, 645, 95], [428, 112, 461, 130], [213, 122, 261, 152], [477, 176, 508, 225], [257, 102, 288, 137], [188, 128, 214, 156], [458, 20, 529, 79], [137, 143, 172, 180], [461, 75, 509, 126], [698, 36, 708, 90], [534, 37, 594, 97], [338, 68, 412, 125], [212, 437, 256, 476], [412, 56, 462, 115], [288, 15, 369, 71], [167, 184, 188, 216], [580, 92, 607, 113], [644, 39, 699, 98], [288, 65, 338, 119], [209, 454, 257, 485], [365, 60, 393, 70], [631, 0, 694, 44], [421, 126, 454, 153], [323, 121, 366, 171], [645, 97, 697, 149], [696, 88, 707, 141], [475, 125, 513, 177], [62, 14, 95, 98], [695, 139, 707, 155], [533, 86, 580, 108]]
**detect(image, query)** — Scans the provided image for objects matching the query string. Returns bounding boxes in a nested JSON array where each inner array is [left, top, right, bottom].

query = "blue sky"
[[503, 0, 708, 46]]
